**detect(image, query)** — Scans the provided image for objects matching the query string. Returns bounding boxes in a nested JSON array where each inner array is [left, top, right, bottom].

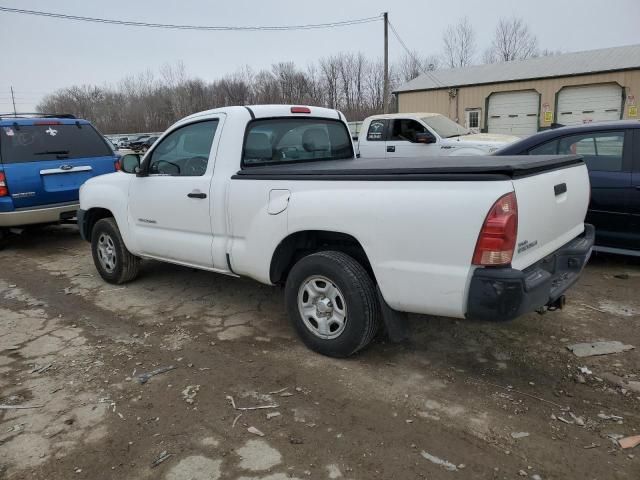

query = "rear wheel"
[[91, 218, 140, 284], [284, 250, 380, 357]]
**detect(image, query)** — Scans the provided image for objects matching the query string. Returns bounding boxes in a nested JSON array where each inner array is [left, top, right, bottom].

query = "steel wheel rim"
[[297, 275, 347, 340], [97, 233, 117, 273]]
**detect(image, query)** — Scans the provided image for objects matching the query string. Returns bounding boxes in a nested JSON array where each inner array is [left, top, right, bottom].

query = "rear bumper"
[[0, 202, 79, 227], [466, 224, 594, 321]]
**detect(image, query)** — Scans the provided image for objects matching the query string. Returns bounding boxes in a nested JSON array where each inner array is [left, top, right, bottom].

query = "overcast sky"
[[1, 0, 639, 111]]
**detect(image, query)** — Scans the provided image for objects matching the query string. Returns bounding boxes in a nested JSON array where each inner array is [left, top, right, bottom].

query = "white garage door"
[[488, 90, 539, 136], [557, 84, 622, 126]]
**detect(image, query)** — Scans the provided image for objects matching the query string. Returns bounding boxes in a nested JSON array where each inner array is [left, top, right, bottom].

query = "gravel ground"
[[1, 225, 639, 480]]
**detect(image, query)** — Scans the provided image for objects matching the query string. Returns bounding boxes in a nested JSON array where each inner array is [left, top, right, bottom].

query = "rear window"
[[0, 123, 112, 163], [242, 118, 353, 167]]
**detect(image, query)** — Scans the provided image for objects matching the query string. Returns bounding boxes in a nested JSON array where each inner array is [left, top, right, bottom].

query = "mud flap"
[[376, 286, 410, 343]]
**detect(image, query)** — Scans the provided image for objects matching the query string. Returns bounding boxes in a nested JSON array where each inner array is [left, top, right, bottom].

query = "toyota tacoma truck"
[[357, 113, 518, 158], [78, 105, 593, 357]]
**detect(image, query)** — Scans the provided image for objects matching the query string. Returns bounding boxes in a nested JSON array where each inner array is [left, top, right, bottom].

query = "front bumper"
[[0, 202, 79, 228], [466, 224, 594, 322]]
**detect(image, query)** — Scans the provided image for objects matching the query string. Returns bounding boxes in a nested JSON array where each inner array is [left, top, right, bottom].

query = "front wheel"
[[91, 218, 140, 284], [284, 251, 380, 358]]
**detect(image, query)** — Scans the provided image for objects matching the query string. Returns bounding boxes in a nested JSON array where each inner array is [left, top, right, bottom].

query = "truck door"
[[128, 117, 222, 267], [357, 119, 388, 158], [386, 118, 439, 158]]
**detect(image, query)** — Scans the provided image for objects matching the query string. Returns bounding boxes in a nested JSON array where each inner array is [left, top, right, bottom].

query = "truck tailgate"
[[510, 162, 590, 270]]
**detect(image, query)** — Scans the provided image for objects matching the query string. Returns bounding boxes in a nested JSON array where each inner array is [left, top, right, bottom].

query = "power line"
[[387, 20, 445, 88], [0, 6, 382, 31]]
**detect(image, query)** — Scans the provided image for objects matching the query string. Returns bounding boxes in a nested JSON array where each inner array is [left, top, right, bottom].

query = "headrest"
[[245, 132, 272, 160], [302, 127, 330, 152]]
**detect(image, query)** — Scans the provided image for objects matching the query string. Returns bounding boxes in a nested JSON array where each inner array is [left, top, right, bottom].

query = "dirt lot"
[[1, 225, 639, 480]]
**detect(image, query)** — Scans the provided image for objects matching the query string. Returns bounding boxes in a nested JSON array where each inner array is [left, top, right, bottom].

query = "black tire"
[[284, 250, 380, 358], [91, 217, 140, 284]]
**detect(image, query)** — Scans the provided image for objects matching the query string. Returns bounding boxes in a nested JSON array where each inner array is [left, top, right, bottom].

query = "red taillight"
[[291, 106, 311, 114], [114, 160, 121, 171], [472, 192, 518, 266], [0, 172, 8, 197], [34, 121, 61, 126]]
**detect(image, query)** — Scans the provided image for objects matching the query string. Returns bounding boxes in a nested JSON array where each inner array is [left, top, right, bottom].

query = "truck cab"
[[358, 113, 519, 159]]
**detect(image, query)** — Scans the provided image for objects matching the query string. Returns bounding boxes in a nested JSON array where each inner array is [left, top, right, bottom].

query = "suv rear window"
[[0, 124, 112, 163], [242, 118, 353, 167]]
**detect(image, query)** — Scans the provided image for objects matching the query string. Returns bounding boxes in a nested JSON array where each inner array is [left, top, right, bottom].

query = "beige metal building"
[[394, 44, 640, 136]]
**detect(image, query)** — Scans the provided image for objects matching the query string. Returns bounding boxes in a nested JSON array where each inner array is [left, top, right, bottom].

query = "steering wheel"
[[152, 160, 181, 175], [276, 146, 300, 160], [184, 156, 208, 176]]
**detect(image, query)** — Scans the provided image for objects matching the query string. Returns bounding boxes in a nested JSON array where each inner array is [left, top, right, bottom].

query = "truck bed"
[[232, 155, 584, 181]]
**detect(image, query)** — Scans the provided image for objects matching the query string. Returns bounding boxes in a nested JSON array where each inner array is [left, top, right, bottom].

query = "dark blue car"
[[0, 114, 119, 246], [496, 121, 640, 255]]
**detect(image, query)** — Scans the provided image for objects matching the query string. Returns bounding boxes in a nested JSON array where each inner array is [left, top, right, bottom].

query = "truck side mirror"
[[415, 132, 436, 144], [121, 154, 141, 174]]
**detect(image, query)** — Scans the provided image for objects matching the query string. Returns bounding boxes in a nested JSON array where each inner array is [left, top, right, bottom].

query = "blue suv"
[[0, 114, 119, 245]]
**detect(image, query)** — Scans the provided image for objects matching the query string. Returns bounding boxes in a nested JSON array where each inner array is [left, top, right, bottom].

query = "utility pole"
[[10, 86, 17, 116], [382, 12, 389, 113]]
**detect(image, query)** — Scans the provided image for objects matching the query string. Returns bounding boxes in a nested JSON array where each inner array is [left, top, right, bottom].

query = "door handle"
[[187, 192, 207, 199], [387, 145, 395, 153]]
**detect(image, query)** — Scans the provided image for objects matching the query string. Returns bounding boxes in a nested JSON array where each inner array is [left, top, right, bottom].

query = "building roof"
[[365, 112, 440, 120], [395, 44, 640, 93]]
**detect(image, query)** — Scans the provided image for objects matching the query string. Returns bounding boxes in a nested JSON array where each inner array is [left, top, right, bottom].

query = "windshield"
[[0, 124, 113, 163], [421, 115, 470, 138]]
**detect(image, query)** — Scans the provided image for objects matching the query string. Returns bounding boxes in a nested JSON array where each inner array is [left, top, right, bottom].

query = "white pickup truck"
[[358, 113, 519, 158], [78, 105, 594, 357]]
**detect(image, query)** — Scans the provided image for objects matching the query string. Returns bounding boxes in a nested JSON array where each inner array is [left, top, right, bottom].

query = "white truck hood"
[[442, 132, 520, 147]]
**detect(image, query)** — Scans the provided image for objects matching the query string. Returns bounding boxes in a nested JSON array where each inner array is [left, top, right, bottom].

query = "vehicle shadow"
[[6, 225, 637, 394]]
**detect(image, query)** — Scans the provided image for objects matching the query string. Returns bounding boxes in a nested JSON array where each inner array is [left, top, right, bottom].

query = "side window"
[[389, 119, 428, 143], [147, 120, 218, 176], [529, 140, 558, 155], [366, 119, 387, 141], [558, 131, 625, 172], [242, 118, 353, 166]]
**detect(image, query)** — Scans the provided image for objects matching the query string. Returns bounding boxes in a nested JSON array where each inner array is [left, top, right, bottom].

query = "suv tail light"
[[0, 172, 8, 197], [472, 192, 518, 266], [114, 160, 121, 171]]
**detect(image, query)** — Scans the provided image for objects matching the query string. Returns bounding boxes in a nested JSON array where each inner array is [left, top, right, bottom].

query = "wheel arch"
[[269, 230, 375, 285], [82, 207, 115, 241]]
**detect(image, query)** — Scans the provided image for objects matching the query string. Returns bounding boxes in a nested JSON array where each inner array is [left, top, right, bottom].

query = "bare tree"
[[396, 52, 440, 83], [484, 17, 539, 63], [442, 17, 476, 68], [319, 56, 341, 109], [37, 48, 445, 131], [537, 48, 562, 57]]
